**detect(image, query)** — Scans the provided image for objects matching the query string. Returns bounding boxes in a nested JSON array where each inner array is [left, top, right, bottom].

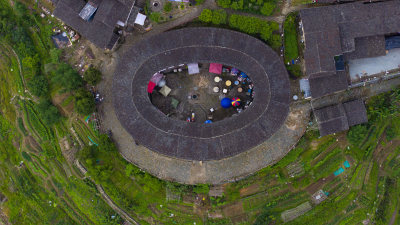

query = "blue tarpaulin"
[[334, 167, 344, 176], [343, 160, 350, 168], [386, 36, 400, 50]]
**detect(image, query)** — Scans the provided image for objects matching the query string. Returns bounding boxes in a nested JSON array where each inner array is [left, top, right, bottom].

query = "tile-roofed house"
[[343, 99, 368, 126], [300, 0, 400, 98], [53, 0, 134, 49], [314, 99, 367, 136]]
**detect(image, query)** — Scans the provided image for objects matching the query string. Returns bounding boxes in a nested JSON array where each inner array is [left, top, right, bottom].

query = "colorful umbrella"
[[231, 97, 241, 107]]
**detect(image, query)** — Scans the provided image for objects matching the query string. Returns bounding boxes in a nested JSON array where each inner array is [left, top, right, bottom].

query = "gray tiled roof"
[[112, 27, 291, 161], [53, 0, 132, 49], [300, 0, 400, 98], [314, 99, 367, 136]]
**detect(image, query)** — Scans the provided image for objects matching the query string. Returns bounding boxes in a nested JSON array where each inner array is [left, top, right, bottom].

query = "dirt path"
[[75, 160, 139, 225], [96, 185, 139, 225], [389, 205, 398, 225]]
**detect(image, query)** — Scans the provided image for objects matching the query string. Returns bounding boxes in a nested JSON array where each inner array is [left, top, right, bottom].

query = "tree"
[[84, 66, 102, 86], [199, 9, 212, 23], [163, 2, 172, 12], [37, 100, 61, 125], [52, 63, 83, 92], [74, 88, 95, 115], [27, 75, 49, 97], [260, 2, 275, 16], [211, 10, 227, 25]]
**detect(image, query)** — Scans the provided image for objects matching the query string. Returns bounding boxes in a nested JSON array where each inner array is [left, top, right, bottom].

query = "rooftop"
[[314, 99, 367, 136], [113, 27, 290, 161], [53, 0, 134, 49], [300, 0, 400, 98]]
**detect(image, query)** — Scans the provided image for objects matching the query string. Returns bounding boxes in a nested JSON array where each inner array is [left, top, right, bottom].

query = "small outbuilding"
[[51, 32, 71, 48], [311, 189, 328, 205]]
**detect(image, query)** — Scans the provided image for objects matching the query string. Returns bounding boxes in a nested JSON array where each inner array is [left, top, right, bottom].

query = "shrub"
[[163, 2, 172, 12], [149, 12, 161, 23], [193, 184, 210, 194], [211, 10, 227, 25], [347, 125, 368, 147], [199, 9, 212, 23], [84, 66, 102, 86]]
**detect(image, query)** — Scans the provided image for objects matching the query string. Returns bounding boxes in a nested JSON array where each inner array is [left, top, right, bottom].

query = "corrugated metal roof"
[[79, 2, 97, 21]]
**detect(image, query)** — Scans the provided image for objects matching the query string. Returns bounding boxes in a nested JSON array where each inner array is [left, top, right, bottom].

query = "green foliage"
[[49, 48, 62, 64], [225, 185, 240, 201], [284, 12, 300, 70], [125, 163, 143, 177], [287, 64, 302, 78], [98, 134, 118, 152], [84, 66, 102, 86], [217, 0, 276, 15], [149, 12, 162, 23], [385, 125, 396, 141], [22, 54, 40, 77], [228, 14, 280, 49], [36, 99, 61, 125], [212, 10, 227, 25], [229, 14, 262, 34], [199, 9, 227, 25], [260, 2, 275, 16], [347, 125, 368, 147], [216, 0, 231, 8], [193, 184, 210, 194], [375, 177, 395, 223], [195, 0, 205, 5], [199, 9, 213, 23], [52, 63, 83, 93], [27, 74, 49, 97], [74, 88, 95, 115], [17, 117, 27, 136], [163, 2, 172, 12]]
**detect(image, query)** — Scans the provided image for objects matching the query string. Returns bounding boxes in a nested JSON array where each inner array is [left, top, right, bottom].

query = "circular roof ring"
[[113, 27, 290, 161]]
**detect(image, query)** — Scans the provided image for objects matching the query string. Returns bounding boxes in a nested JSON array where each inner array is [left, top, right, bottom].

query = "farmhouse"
[[313, 99, 368, 136], [300, 0, 400, 98], [53, 0, 145, 49]]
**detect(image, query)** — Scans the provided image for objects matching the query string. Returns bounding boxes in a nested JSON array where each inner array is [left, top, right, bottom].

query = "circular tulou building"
[[111, 27, 297, 184]]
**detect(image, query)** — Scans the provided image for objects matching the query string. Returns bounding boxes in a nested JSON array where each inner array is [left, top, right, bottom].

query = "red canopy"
[[147, 81, 156, 93], [209, 63, 222, 74]]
